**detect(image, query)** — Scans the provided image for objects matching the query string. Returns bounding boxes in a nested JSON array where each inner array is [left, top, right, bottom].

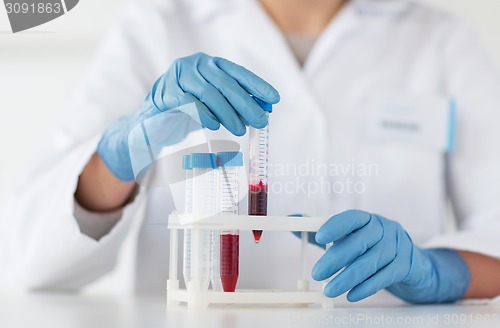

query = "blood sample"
[[216, 152, 243, 292], [220, 234, 239, 292], [248, 181, 268, 242], [248, 98, 272, 243]]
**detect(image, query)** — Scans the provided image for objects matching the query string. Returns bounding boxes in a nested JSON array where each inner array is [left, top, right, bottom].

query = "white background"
[[1, 0, 500, 289]]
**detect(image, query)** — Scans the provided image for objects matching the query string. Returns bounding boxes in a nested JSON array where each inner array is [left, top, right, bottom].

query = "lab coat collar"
[[181, 0, 414, 23], [352, 0, 414, 16], [304, 0, 413, 76], [177, 0, 240, 23], [304, 0, 363, 76]]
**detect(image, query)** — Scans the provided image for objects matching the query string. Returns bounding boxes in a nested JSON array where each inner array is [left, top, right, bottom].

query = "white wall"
[[0, 0, 131, 196], [0, 0, 499, 290]]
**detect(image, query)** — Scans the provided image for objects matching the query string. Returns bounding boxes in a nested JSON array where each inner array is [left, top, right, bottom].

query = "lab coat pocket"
[[360, 93, 456, 153]]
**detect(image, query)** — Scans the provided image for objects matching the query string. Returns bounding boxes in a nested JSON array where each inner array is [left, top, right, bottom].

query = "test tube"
[[248, 98, 272, 243], [189, 153, 217, 292], [210, 156, 222, 292], [217, 152, 243, 292], [182, 155, 193, 288]]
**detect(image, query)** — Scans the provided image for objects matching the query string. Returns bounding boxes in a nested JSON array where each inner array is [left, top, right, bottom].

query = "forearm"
[[75, 152, 136, 212], [456, 250, 500, 299]]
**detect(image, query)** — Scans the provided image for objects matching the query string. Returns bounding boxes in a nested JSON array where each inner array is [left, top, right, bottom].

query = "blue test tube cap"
[[254, 97, 273, 113], [217, 152, 244, 167], [190, 153, 216, 169], [182, 155, 192, 170]]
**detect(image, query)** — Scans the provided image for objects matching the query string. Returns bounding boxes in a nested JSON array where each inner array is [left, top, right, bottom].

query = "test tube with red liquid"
[[248, 98, 272, 243], [217, 152, 243, 292]]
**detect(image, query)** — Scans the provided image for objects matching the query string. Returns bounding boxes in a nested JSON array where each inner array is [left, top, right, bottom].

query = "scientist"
[[5, 0, 500, 303]]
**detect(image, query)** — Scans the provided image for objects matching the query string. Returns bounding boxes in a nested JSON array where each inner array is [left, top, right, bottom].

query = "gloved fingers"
[[151, 73, 179, 111], [345, 231, 414, 302], [312, 241, 356, 282], [180, 68, 247, 136], [321, 238, 396, 298], [175, 93, 221, 131], [312, 220, 384, 281], [315, 210, 372, 245], [240, 116, 250, 126], [199, 60, 269, 129], [345, 256, 409, 302], [368, 217, 415, 284], [147, 78, 164, 111], [159, 55, 238, 132], [158, 65, 221, 131], [213, 57, 280, 104]]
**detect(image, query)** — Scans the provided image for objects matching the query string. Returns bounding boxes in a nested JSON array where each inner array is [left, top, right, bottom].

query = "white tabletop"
[[1, 292, 499, 328]]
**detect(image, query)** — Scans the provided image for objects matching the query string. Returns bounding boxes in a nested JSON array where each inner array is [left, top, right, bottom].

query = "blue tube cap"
[[254, 97, 273, 113], [217, 152, 244, 167], [182, 155, 192, 170], [190, 153, 216, 169]]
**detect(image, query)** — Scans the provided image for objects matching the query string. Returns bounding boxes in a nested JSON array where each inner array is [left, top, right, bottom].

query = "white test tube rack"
[[166, 213, 334, 309]]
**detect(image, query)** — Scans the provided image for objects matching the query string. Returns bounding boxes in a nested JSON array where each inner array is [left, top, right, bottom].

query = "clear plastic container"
[[248, 98, 272, 243], [182, 155, 193, 288], [187, 153, 217, 291]]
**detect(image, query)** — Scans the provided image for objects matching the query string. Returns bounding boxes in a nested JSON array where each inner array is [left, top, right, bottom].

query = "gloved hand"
[[312, 210, 470, 304], [97, 52, 280, 181]]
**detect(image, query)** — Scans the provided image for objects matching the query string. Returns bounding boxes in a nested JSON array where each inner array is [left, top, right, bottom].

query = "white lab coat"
[[4, 0, 500, 300]]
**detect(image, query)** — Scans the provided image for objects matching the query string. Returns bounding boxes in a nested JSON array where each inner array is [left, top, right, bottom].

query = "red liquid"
[[248, 181, 268, 242], [220, 234, 239, 292]]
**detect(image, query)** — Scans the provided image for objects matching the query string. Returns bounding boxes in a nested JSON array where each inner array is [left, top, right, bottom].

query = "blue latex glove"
[[312, 210, 470, 304], [97, 53, 280, 181]]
